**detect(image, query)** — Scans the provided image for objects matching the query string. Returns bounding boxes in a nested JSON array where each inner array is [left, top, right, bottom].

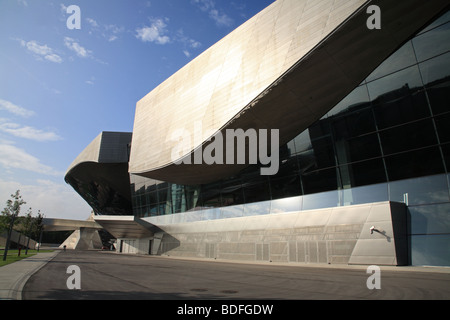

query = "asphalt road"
[[22, 250, 450, 300]]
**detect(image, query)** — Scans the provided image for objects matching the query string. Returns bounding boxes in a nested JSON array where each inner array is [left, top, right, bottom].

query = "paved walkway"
[[21, 250, 450, 300], [0, 250, 60, 300], [2, 249, 450, 300]]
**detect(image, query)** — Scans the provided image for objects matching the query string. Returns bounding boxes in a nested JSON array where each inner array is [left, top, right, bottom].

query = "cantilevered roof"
[[129, 0, 450, 185], [65, 132, 133, 215], [94, 216, 161, 239], [42, 218, 103, 231]]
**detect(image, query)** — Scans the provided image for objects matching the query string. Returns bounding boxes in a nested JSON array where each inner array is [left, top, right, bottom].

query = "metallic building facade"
[[66, 1, 450, 266]]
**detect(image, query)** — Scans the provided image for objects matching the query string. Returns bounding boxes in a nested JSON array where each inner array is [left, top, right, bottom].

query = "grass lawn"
[[0, 249, 53, 267]]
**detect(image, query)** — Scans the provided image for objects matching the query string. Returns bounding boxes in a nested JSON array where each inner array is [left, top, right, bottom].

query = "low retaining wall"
[[131, 201, 408, 266]]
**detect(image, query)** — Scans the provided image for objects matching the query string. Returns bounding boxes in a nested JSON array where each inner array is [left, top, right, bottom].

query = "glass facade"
[[130, 10, 450, 266]]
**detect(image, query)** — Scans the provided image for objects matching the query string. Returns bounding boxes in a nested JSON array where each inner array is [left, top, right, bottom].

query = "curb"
[[0, 251, 60, 300]]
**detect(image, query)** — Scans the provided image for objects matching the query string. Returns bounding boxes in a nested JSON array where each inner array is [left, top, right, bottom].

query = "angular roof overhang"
[[94, 216, 161, 239], [42, 218, 103, 231], [129, 0, 450, 185], [64, 132, 133, 215]]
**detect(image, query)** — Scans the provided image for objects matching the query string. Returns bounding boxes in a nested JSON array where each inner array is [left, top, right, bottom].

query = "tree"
[[33, 210, 45, 251], [2, 190, 26, 261]]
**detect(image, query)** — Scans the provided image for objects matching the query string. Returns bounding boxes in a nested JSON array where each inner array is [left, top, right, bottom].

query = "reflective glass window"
[[140, 194, 147, 207], [147, 191, 157, 205], [220, 205, 244, 218], [440, 144, 450, 169], [418, 10, 450, 34], [202, 207, 221, 220], [384, 146, 445, 181], [198, 182, 222, 208], [341, 183, 388, 206], [335, 133, 381, 165], [435, 113, 450, 143], [339, 158, 387, 188], [412, 22, 450, 62], [418, 52, 450, 115], [302, 189, 340, 210], [389, 174, 449, 205], [297, 149, 316, 173], [366, 41, 417, 82], [278, 144, 291, 161], [158, 203, 167, 215], [379, 118, 438, 155], [156, 182, 169, 190], [292, 130, 313, 155], [306, 136, 336, 170], [157, 188, 168, 203], [243, 178, 271, 204], [243, 201, 271, 216], [221, 191, 244, 206], [367, 65, 423, 102], [148, 203, 159, 217], [274, 156, 299, 178], [184, 211, 204, 222], [269, 174, 301, 200], [331, 106, 376, 139], [301, 167, 338, 194], [220, 176, 243, 206], [373, 89, 430, 130], [326, 85, 371, 118], [410, 235, 450, 266], [286, 140, 296, 156], [270, 196, 302, 214], [409, 203, 450, 235]]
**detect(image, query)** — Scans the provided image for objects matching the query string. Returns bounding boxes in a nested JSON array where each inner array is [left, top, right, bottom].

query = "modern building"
[[66, 0, 450, 266]]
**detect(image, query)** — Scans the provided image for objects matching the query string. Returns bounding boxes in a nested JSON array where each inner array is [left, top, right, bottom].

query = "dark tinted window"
[[413, 22, 450, 62], [419, 52, 450, 115], [373, 90, 430, 129], [385, 146, 445, 181], [379, 119, 438, 155]]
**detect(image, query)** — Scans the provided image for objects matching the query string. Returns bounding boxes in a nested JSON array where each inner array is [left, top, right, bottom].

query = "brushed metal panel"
[[129, 0, 449, 185]]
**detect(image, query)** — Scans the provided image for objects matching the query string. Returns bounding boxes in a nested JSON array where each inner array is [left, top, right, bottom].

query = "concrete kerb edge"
[[11, 250, 61, 300], [98, 250, 450, 274]]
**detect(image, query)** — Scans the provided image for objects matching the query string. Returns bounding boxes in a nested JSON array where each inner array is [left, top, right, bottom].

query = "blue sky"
[[0, 0, 274, 220]]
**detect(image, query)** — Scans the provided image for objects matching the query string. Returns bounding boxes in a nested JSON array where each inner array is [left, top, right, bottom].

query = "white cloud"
[[183, 50, 191, 58], [19, 39, 63, 63], [44, 53, 63, 64], [0, 99, 35, 118], [136, 18, 171, 44], [85, 76, 95, 85], [86, 17, 99, 28], [24, 40, 52, 55], [192, 0, 233, 27], [64, 37, 92, 58], [0, 143, 63, 176], [60, 3, 67, 13], [85, 18, 124, 42], [105, 24, 124, 41], [17, 0, 28, 7], [209, 8, 233, 27], [175, 29, 202, 58], [0, 121, 62, 142], [189, 40, 202, 49], [0, 178, 92, 220], [176, 29, 201, 49], [192, 0, 214, 12]]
